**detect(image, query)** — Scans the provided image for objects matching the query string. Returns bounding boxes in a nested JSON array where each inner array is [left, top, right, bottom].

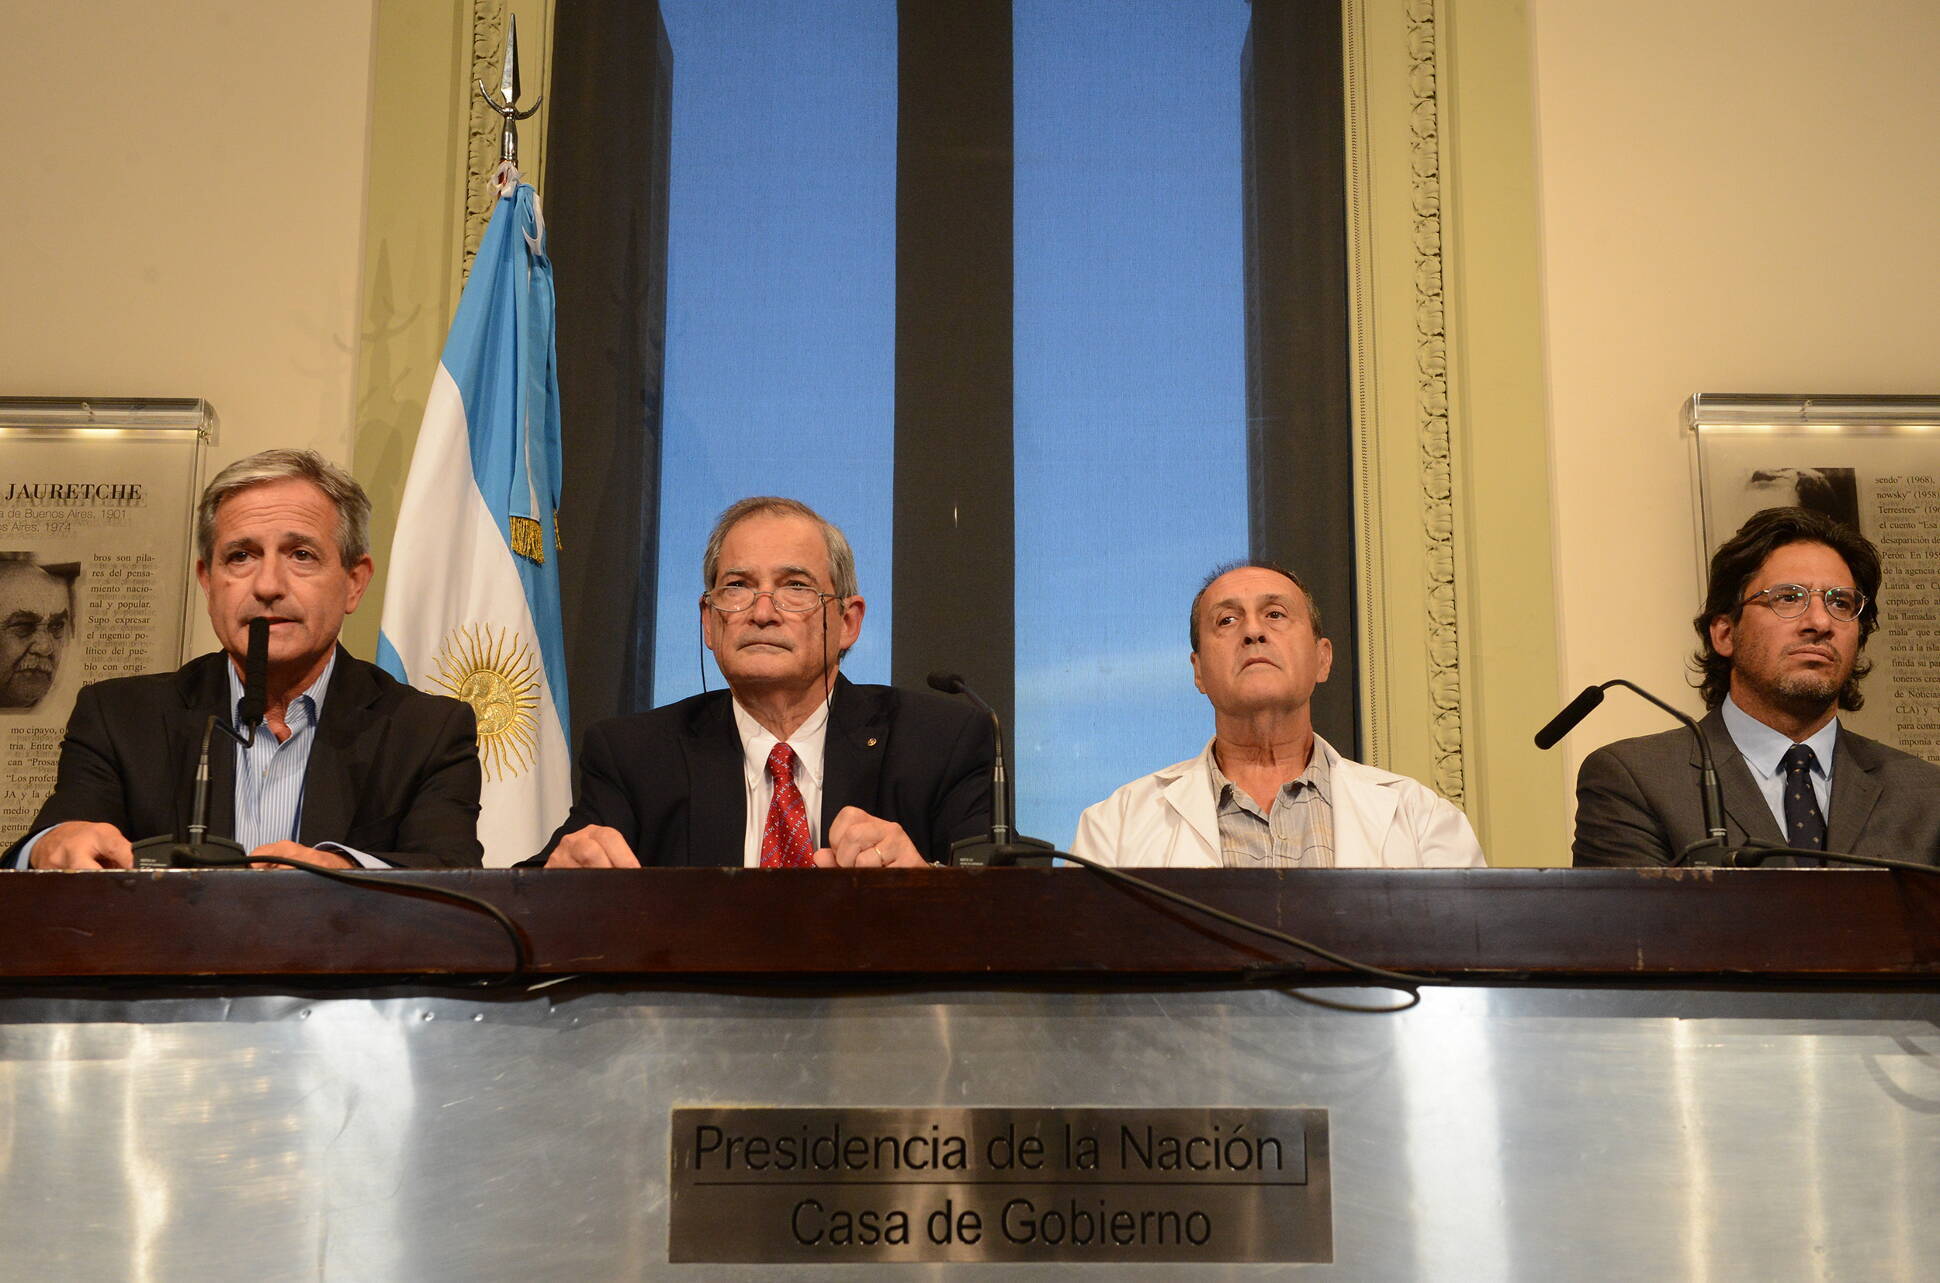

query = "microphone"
[[927, 671, 1010, 846], [1534, 677, 1728, 860], [236, 616, 269, 744], [130, 626, 268, 870], [1533, 684, 1605, 750], [129, 712, 250, 869], [927, 671, 1053, 868]]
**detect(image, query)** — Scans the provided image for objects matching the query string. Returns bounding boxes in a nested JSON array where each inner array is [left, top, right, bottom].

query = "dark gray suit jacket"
[[1573, 708, 1940, 867], [8, 649, 483, 868]]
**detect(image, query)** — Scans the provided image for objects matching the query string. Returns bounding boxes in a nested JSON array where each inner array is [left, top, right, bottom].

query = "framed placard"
[[0, 398, 212, 839], [1688, 394, 1940, 759], [669, 1106, 1331, 1265]]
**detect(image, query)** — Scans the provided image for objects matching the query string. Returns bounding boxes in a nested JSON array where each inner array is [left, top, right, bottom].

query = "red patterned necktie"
[[760, 743, 814, 868]]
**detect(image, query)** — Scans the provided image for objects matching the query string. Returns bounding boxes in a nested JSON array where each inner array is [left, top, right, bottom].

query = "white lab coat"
[[1071, 736, 1485, 868]]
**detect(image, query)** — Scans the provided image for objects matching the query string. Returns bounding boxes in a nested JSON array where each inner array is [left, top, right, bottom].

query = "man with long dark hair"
[[1574, 506, 1940, 866]]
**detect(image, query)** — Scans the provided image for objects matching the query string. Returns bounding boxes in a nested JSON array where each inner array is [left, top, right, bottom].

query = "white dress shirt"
[[732, 695, 831, 868]]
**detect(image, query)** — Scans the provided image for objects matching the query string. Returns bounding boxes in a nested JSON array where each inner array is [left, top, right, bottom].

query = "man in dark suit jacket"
[[12, 648, 480, 869], [536, 675, 988, 867], [536, 497, 992, 868], [10, 449, 481, 870], [1574, 708, 1940, 866], [1574, 506, 1940, 867]]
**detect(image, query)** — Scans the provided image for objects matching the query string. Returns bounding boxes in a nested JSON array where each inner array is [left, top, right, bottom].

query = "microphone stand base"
[[130, 834, 251, 870], [949, 834, 1057, 869]]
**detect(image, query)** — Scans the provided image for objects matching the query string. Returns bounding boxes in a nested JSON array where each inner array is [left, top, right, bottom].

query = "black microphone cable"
[[1718, 841, 1940, 876], [1043, 847, 1448, 999]]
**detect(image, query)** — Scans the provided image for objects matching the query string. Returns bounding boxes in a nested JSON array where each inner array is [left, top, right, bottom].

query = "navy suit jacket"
[[8, 648, 482, 868], [534, 677, 994, 866]]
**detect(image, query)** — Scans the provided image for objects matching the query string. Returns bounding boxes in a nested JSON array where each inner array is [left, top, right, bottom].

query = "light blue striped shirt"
[[226, 653, 381, 868], [227, 652, 329, 853]]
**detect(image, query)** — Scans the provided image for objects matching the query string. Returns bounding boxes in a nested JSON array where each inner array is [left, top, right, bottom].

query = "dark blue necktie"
[[1781, 743, 1827, 862]]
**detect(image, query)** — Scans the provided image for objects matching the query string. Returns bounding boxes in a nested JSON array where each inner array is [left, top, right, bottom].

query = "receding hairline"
[[195, 449, 371, 569], [206, 485, 355, 556], [1203, 580, 1303, 607], [1194, 568, 1309, 615], [712, 523, 835, 584], [714, 555, 824, 581], [701, 497, 858, 601], [1189, 561, 1323, 651]]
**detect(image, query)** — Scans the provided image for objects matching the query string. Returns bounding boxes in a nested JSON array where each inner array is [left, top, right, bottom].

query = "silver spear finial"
[[476, 15, 543, 165]]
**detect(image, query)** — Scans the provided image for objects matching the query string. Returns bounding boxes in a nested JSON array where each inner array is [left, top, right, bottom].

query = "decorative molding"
[[1406, 0, 1464, 805], [1342, 0, 1388, 771], [463, 0, 510, 275]]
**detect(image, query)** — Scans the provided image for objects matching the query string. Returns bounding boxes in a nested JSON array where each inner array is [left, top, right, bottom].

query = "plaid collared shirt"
[[1208, 740, 1336, 868]]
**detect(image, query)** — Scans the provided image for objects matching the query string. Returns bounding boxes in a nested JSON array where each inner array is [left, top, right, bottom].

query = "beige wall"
[[5, 0, 380, 655], [1529, 0, 1940, 804], [3, 1, 554, 660]]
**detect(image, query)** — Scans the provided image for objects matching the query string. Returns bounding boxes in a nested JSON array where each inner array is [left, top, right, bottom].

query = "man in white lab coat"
[[1072, 562, 1484, 869]]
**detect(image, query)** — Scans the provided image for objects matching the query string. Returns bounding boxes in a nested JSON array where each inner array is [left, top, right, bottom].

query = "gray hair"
[[701, 497, 858, 598], [196, 449, 372, 569]]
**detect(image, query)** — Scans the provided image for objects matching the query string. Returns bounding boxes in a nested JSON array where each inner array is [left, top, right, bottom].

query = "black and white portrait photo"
[[0, 554, 77, 711]]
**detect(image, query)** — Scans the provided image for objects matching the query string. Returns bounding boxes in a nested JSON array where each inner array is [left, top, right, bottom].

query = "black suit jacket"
[[533, 677, 995, 866], [9, 648, 483, 868], [1573, 707, 1940, 867]]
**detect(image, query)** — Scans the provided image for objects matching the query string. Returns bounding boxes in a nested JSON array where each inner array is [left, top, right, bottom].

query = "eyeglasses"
[[701, 585, 837, 614], [1740, 583, 1866, 623]]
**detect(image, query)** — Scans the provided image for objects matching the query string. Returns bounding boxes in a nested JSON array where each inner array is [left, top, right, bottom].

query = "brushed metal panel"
[[0, 983, 1936, 1280]]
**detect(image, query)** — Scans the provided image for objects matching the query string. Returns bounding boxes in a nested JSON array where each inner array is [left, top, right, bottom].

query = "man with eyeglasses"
[[1573, 506, 1940, 866], [532, 497, 993, 868]]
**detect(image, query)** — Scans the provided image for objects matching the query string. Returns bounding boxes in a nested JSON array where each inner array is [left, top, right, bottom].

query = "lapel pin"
[[866, 737, 878, 748]]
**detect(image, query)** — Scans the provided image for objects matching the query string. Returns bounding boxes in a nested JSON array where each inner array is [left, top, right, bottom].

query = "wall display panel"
[[1012, 0, 1252, 850], [0, 398, 208, 841], [649, 0, 898, 700]]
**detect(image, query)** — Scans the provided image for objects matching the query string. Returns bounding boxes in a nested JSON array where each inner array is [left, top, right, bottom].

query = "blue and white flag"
[[378, 168, 570, 867]]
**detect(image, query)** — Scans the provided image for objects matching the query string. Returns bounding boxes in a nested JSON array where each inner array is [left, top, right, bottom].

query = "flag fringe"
[[509, 515, 545, 564]]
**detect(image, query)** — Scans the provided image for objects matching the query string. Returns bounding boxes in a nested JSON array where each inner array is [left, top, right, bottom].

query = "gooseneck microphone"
[[927, 671, 1053, 868], [927, 671, 1010, 846], [1538, 679, 1940, 877], [236, 616, 269, 743], [132, 619, 271, 869], [1535, 678, 1728, 861], [1532, 684, 1607, 751]]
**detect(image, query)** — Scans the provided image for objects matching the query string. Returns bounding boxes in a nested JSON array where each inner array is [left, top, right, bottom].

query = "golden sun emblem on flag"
[[430, 623, 542, 782]]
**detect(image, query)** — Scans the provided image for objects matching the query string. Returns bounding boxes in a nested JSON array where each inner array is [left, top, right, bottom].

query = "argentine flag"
[[378, 171, 570, 867]]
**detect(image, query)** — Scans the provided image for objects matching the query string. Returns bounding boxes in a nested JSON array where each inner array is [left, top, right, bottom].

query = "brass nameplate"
[[669, 1107, 1330, 1264]]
